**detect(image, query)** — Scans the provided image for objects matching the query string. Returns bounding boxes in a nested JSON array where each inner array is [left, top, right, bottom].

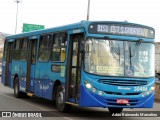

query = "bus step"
[[27, 92, 33, 97], [65, 102, 79, 106]]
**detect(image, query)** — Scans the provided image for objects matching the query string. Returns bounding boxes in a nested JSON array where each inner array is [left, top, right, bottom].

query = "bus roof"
[[5, 20, 155, 40]]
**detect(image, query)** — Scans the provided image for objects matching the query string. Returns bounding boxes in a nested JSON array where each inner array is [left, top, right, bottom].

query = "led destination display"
[[88, 23, 155, 38]]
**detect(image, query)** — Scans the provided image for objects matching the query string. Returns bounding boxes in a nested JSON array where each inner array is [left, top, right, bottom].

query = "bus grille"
[[104, 91, 141, 95], [98, 79, 147, 86]]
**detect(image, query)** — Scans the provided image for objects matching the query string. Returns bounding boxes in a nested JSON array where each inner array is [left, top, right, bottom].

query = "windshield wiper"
[[104, 36, 120, 56], [129, 45, 132, 66], [128, 39, 143, 66], [108, 40, 121, 65], [109, 40, 120, 56], [131, 39, 143, 57]]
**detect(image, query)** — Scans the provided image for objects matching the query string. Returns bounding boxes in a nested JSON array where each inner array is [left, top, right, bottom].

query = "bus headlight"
[[142, 85, 155, 97], [92, 88, 96, 92], [150, 84, 156, 91], [84, 81, 103, 95], [151, 86, 155, 91], [98, 91, 103, 95], [86, 83, 92, 89], [84, 81, 92, 89], [142, 92, 146, 97], [142, 91, 150, 97]]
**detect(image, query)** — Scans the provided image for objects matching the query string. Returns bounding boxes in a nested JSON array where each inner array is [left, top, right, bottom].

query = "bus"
[[1, 21, 155, 113]]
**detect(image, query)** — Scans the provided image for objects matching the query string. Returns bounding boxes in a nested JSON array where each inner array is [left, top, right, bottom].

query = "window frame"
[[19, 38, 29, 61], [51, 32, 67, 62], [38, 33, 53, 62], [13, 39, 21, 61]]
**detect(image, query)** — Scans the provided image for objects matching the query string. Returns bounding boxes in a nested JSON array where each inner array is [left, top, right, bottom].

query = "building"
[[0, 32, 10, 61]]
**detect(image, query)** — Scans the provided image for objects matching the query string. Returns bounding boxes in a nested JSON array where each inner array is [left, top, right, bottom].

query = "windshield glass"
[[84, 38, 154, 77]]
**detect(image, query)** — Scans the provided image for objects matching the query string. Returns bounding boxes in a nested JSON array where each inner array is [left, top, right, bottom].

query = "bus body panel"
[[34, 79, 43, 97], [42, 79, 54, 100], [30, 64, 35, 92], [34, 62, 66, 99], [34, 62, 49, 97], [8, 63, 12, 87]]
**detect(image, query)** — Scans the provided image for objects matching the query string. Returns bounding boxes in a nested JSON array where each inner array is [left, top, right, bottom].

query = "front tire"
[[56, 85, 70, 112], [108, 108, 123, 114]]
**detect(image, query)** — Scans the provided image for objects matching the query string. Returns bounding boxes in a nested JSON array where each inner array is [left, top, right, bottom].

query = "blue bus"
[[2, 21, 155, 113]]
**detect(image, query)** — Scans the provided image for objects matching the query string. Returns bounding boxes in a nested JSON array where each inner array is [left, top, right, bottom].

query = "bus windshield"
[[84, 38, 154, 77]]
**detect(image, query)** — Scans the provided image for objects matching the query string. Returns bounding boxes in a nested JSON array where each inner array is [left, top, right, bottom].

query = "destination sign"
[[88, 23, 155, 38]]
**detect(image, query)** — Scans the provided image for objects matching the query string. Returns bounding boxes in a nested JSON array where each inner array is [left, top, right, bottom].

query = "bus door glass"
[[66, 33, 84, 103], [26, 38, 37, 93], [3, 41, 14, 87]]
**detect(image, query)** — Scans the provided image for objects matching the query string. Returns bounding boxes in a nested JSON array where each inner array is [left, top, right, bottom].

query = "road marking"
[[0, 92, 74, 120]]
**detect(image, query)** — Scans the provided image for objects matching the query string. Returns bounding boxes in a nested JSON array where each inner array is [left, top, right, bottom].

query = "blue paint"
[[8, 63, 12, 87], [42, 79, 53, 100], [30, 65, 35, 92], [34, 79, 43, 97]]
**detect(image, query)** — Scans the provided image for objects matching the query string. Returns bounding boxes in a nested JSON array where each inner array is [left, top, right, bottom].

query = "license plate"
[[116, 99, 128, 104]]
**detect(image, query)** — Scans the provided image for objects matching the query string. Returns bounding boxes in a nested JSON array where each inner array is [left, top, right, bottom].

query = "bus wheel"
[[108, 108, 123, 114], [14, 77, 23, 98], [56, 85, 70, 112]]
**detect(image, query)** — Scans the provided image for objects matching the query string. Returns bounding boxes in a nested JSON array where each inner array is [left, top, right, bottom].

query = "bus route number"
[[134, 87, 148, 92], [97, 25, 109, 32]]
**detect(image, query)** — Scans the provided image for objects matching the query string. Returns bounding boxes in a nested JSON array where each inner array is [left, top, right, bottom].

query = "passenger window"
[[20, 38, 29, 61], [14, 39, 20, 50], [51, 33, 67, 62], [13, 39, 21, 60], [38, 34, 52, 61], [21, 38, 28, 49]]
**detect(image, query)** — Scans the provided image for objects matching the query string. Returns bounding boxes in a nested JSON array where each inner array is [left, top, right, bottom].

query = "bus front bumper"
[[79, 86, 154, 108]]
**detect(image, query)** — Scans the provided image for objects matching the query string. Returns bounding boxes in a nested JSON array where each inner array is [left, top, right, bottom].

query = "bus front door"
[[66, 33, 84, 103], [26, 39, 37, 93]]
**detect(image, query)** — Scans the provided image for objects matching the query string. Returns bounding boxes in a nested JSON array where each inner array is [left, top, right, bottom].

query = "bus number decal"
[[134, 87, 148, 92]]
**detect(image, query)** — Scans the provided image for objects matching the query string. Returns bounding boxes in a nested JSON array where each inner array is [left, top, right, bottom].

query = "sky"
[[0, 0, 159, 41]]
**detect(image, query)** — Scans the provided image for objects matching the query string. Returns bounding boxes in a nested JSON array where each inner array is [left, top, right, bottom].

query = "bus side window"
[[13, 39, 21, 60], [20, 38, 29, 61], [51, 33, 67, 62], [38, 34, 52, 62]]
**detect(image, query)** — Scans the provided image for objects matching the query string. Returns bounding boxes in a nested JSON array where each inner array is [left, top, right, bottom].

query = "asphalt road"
[[0, 78, 159, 120]]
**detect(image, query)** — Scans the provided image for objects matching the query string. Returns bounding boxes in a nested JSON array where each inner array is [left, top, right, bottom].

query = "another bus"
[[2, 21, 155, 113]]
